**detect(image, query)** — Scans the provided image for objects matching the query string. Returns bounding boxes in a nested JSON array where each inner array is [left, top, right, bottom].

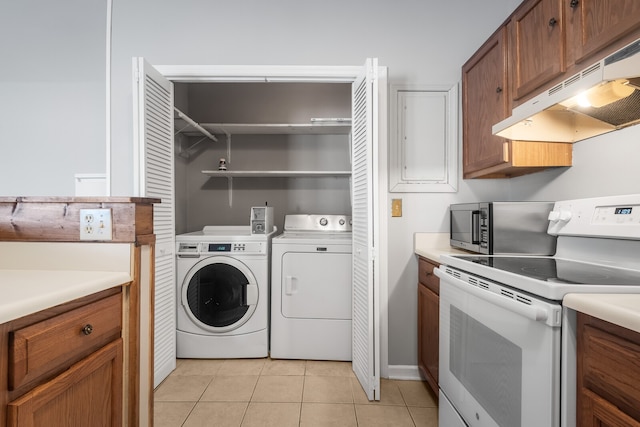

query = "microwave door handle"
[[435, 269, 550, 324], [471, 210, 481, 244]]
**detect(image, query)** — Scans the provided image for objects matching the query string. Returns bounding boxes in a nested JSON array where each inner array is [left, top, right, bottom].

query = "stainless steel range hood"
[[493, 38, 640, 143]]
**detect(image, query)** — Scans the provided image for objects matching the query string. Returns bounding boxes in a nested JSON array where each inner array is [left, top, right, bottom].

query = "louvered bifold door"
[[351, 58, 380, 401], [133, 58, 176, 387]]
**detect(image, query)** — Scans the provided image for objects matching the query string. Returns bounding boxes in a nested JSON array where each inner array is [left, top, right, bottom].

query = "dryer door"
[[181, 256, 258, 333]]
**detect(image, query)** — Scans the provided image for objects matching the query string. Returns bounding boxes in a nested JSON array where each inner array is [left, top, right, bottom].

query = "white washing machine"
[[270, 214, 352, 361], [176, 225, 276, 358]]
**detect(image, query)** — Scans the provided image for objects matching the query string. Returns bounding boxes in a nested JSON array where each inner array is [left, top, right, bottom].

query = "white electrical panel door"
[[281, 252, 352, 319], [133, 57, 176, 388], [351, 58, 380, 401], [389, 84, 458, 192]]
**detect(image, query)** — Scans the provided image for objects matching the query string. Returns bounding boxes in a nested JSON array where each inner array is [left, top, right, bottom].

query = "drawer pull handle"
[[81, 324, 93, 336]]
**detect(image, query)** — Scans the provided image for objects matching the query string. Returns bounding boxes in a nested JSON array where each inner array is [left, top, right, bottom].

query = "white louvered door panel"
[[134, 58, 176, 388], [351, 58, 380, 401]]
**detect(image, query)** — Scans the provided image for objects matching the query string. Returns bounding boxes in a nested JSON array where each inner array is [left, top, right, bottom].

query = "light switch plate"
[[391, 199, 403, 217], [80, 208, 113, 240]]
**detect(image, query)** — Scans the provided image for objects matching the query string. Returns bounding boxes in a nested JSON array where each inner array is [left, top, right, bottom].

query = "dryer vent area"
[[173, 82, 354, 235]]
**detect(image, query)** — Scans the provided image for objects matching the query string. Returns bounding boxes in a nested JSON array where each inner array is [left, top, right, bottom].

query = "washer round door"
[[181, 256, 258, 333]]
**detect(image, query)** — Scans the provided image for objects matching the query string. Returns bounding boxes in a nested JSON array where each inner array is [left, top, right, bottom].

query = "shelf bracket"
[[225, 131, 232, 165], [227, 176, 233, 207], [174, 107, 218, 142]]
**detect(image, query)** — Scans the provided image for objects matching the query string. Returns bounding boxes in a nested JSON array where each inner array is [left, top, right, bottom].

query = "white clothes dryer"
[[176, 225, 275, 358], [270, 214, 352, 361]]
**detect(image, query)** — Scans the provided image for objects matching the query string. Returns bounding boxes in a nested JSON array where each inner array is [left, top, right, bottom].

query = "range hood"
[[493, 38, 640, 143]]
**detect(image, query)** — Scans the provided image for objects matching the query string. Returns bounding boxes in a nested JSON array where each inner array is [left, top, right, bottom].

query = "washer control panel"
[[177, 241, 266, 255]]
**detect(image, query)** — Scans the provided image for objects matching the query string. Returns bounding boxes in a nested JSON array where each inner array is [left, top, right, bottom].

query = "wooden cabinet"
[[462, 27, 511, 178], [1, 288, 125, 427], [417, 257, 439, 398], [462, 0, 640, 179], [462, 26, 572, 179], [510, 0, 565, 101], [566, 0, 640, 66], [512, 0, 640, 103], [577, 312, 640, 426], [0, 196, 159, 427]]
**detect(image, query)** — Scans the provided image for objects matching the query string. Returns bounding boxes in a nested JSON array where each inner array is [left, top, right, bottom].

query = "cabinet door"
[[579, 388, 640, 427], [7, 340, 123, 427], [511, 0, 565, 100], [418, 282, 438, 396], [566, 0, 640, 65], [462, 27, 510, 177]]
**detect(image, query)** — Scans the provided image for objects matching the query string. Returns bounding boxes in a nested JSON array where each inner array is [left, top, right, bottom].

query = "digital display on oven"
[[208, 243, 231, 252], [614, 207, 633, 215]]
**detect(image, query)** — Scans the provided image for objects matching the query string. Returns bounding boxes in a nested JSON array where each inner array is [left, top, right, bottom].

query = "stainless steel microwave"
[[449, 202, 557, 255]]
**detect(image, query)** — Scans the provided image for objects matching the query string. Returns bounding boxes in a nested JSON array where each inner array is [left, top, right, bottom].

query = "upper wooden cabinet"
[[462, 27, 511, 177], [566, 0, 640, 66], [461, 0, 640, 179], [462, 26, 572, 179], [511, 0, 565, 101]]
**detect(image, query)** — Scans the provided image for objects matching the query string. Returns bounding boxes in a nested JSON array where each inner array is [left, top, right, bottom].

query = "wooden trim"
[[147, 244, 156, 427], [0, 198, 160, 243], [136, 234, 157, 247], [127, 246, 142, 427], [0, 197, 160, 204]]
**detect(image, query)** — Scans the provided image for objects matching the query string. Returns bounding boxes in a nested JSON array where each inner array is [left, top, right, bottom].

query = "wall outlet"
[[80, 208, 113, 240]]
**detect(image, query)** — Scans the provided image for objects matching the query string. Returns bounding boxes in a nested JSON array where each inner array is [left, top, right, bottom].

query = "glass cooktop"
[[453, 256, 640, 286]]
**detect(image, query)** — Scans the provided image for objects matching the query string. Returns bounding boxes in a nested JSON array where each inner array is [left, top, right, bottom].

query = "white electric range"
[[435, 194, 640, 427]]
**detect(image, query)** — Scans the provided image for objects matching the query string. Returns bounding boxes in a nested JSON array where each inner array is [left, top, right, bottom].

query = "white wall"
[[508, 126, 640, 201], [0, 0, 106, 196]]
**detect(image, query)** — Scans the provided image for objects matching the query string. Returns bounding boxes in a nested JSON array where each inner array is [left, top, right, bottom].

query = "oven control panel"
[[548, 194, 640, 238], [592, 204, 640, 224]]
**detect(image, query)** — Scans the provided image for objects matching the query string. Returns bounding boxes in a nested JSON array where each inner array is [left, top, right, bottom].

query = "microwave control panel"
[[479, 207, 489, 250]]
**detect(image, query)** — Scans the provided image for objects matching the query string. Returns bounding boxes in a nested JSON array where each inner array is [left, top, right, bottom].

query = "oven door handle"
[[436, 269, 549, 323]]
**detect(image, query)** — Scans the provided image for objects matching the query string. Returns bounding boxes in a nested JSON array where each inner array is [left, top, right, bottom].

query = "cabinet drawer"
[[418, 257, 439, 294], [9, 293, 122, 390]]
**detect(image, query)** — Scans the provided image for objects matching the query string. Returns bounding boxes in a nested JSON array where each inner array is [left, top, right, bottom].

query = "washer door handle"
[[246, 283, 258, 305], [285, 276, 298, 295]]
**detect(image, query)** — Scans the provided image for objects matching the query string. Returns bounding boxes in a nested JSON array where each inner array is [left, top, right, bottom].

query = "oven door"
[[436, 267, 562, 427]]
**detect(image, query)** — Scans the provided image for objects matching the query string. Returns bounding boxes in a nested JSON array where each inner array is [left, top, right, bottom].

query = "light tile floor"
[[154, 358, 438, 426]]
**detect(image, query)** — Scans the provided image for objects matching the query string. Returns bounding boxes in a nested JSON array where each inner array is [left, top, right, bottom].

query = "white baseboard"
[[387, 365, 423, 381]]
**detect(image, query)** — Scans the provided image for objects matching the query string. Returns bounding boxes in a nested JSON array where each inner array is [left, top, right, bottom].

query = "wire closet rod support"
[[174, 107, 218, 142]]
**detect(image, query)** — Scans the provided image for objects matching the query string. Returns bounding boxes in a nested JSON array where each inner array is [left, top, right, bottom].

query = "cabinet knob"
[[548, 17, 557, 27], [82, 324, 94, 335], [496, 86, 503, 93], [569, 0, 579, 9]]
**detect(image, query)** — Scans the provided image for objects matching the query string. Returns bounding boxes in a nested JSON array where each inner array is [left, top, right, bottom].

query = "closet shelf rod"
[[174, 107, 218, 142]]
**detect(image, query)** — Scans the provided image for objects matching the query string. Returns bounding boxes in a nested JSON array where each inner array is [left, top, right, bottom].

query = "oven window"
[[450, 305, 522, 427]]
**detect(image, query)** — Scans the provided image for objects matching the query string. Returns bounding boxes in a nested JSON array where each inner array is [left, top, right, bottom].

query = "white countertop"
[[0, 269, 132, 324], [414, 232, 473, 263], [564, 293, 640, 334]]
